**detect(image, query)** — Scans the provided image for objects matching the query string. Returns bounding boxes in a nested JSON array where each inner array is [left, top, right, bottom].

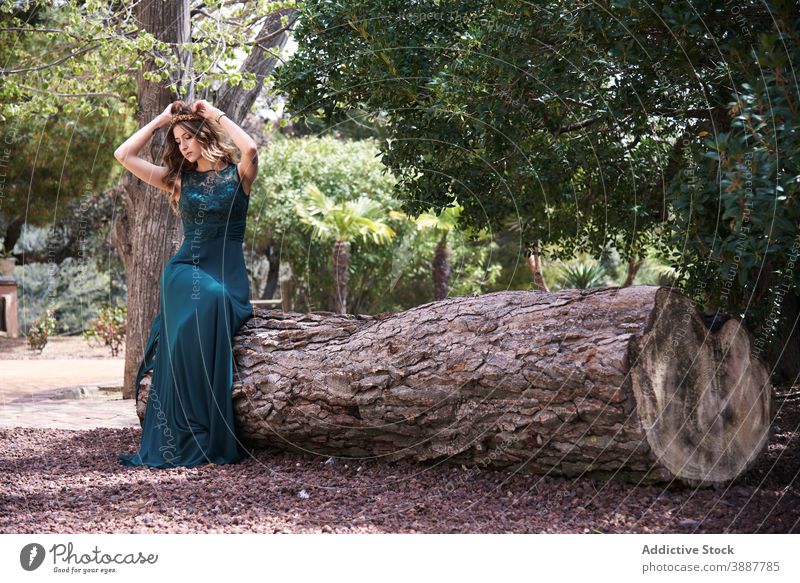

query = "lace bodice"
[[179, 162, 249, 241]]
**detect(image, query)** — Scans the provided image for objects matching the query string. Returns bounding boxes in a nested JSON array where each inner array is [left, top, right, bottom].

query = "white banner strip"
[[2, 534, 796, 582]]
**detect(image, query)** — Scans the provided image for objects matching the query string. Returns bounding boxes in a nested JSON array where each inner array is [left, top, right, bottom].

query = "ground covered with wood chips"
[[1, 394, 798, 534]]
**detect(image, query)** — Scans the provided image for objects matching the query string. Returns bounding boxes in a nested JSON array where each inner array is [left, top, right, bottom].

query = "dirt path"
[[0, 335, 124, 360], [0, 355, 134, 430], [0, 359, 124, 401]]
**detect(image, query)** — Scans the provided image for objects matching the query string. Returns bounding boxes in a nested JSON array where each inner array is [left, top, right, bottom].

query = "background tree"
[[412, 201, 462, 300], [274, 0, 799, 381], [246, 134, 501, 313], [1, 0, 298, 398], [295, 182, 396, 313], [0, 0, 128, 255]]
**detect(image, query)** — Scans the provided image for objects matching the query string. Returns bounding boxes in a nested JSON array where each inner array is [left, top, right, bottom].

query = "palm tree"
[[295, 183, 396, 314], [414, 202, 463, 301]]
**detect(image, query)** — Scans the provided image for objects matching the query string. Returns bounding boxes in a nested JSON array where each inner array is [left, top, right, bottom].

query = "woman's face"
[[172, 126, 200, 162]]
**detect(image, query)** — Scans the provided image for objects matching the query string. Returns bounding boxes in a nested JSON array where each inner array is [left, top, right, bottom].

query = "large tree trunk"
[[112, 0, 190, 400], [113, 2, 295, 399], [135, 286, 773, 486]]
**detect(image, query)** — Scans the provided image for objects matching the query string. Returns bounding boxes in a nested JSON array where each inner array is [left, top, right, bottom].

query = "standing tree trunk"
[[112, 0, 190, 400], [527, 242, 549, 291], [623, 255, 644, 287], [111, 2, 295, 398], [2, 217, 24, 257], [432, 234, 451, 301], [281, 275, 295, 312], [260, 244, 281, 299], [332, 239, 350, 314]]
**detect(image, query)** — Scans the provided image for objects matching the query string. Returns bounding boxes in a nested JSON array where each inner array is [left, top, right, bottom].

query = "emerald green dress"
[[119, 162, 252, 468]]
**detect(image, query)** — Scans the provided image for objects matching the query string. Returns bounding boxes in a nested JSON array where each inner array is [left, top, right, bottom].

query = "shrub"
[[27, 309, 56, 353], [556, 260, 607, 289], [83, 304, 127, 357]]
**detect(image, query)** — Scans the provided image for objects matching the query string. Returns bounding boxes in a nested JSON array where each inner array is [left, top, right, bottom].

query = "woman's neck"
[[195, 160, 226, 172]]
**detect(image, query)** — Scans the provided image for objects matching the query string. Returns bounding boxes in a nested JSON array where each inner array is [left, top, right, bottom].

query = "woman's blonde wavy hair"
[[162, 100, 239, 215]]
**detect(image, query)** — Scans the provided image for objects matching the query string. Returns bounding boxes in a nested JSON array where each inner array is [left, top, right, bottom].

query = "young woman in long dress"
[[114, 99, 258, 468]]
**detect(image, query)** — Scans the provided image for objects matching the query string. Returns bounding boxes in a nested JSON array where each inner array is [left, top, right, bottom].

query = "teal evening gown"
[[119, 162, 252, 468]]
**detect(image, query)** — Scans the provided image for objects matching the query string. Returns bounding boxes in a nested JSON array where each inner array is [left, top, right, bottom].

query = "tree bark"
[[432, 235, 451, 300], [526, 243, 549, 291], [623, 255, 644, 287], [332, 239, 350, 314], [260, 244, 281, 299], [2, 217, 23, 255], [113, 0, 189, 400], [135, 285, 773, 486], [113, 2, 295, 399]]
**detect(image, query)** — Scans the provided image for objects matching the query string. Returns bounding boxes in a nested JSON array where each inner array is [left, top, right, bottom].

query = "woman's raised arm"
[[113, 103, 174, 193]]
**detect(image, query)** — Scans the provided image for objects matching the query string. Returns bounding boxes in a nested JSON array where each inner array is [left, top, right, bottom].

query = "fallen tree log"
[[135, 285, 773, 486]]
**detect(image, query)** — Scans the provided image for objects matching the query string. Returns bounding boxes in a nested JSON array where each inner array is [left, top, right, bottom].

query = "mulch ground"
[[1, 394, 798, 534]]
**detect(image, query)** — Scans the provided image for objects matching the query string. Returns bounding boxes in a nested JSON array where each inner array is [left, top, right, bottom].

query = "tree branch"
[[18, 83, 122, 100], [555, 114, 604, 135], [0, 43, 99, 74]]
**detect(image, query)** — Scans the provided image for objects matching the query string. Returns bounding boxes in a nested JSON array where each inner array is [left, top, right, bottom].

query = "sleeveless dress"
[[119, 161, 252, 468]]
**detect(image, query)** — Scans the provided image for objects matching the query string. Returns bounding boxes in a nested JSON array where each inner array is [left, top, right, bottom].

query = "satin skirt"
[[119, 230, 252, 468]]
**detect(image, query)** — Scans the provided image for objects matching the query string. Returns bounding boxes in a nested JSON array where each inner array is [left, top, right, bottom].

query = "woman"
[[114, 99, 258, 468]]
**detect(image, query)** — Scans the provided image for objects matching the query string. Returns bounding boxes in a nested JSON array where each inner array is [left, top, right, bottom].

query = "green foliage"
[[0, 1, 283, 122], [0, 3, 128, 257], [382, 222, 501, 309], [247, 134, 501, 312], [27, 309, 56, 353], [295, 182, 397, 245], [634, 258, 679, 287], [0, 0, 283, 229], [668, 29, 800, 342], [83, 304, 127, 357], [276, 0, 799, 350], [413, 201, 463, 234], [0, 109, 127, 228], [555, 259, 607, 290]]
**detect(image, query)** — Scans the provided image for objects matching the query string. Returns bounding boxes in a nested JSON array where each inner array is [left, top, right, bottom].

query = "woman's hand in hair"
[[156, 102, 177, 125], [191, 99, 221, 120]]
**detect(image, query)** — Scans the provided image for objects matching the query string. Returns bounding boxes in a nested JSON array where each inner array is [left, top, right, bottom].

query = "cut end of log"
[[629, 288, 773, 486]]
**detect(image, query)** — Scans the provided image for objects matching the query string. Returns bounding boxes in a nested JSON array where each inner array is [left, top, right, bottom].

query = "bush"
[[83, 304, 127, 357], [247, 135, 502, 313], [27, 309, 56, 353], [556, 261, 607, 289]]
